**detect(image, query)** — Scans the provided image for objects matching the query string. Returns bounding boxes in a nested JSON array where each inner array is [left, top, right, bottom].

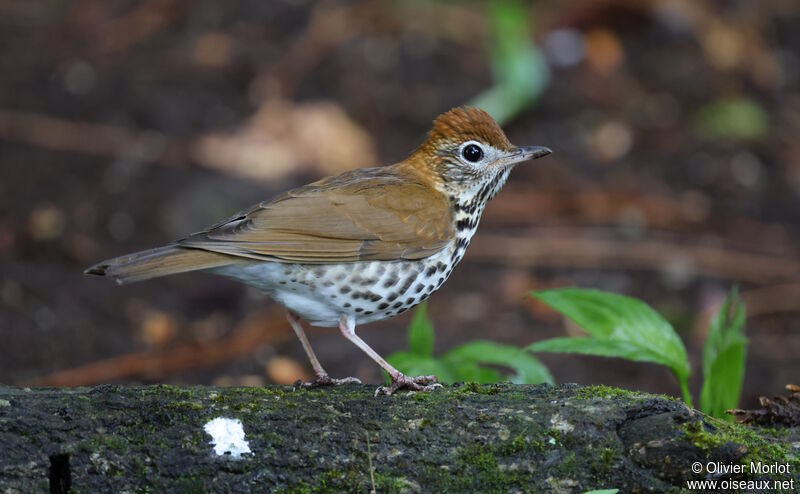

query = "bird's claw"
[[375, 374, 442, 396], [296, 374, 361, 388]]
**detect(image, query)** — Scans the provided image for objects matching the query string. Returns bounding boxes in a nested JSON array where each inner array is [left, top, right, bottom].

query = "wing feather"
[[178, 167, 453, 263]]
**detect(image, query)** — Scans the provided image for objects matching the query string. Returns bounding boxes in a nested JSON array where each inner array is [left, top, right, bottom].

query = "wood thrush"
[[86, 106, 551, 395]]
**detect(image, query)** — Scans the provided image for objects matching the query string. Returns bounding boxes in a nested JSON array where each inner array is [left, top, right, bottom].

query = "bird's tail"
[[84, 244, 238, 284]]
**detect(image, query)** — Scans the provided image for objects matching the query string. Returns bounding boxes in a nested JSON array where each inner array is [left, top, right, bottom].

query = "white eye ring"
[[459, 140, 485, 164]]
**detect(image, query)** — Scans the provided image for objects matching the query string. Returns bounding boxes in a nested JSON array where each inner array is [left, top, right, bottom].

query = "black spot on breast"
[[351, 275, 362, 285], [323, 280, 335, 287], [421, 293, 431, 300], [355, 308, 363, 313], [360, 278, 375, 287], [427, 284, 435, 292], [455, 218, 470, 231], [344, 302, 351, 308], [426, 265, 437, 277], [405, 297, 416, 305], [313, 267, 325, 277], [290, 278, 297, 283], [383, 276, 398, 289], [375, 264, 386, 276], [437, 277, 444, 286], [340, 286, 351, 294], [387, 292, 399, 302], [392, 302, 403, 309], [367, 292, 382, 302], [279, 281, 286, 285], [397, 306, 409, 313], [399, 271, 418, 293], [351, 292, 361, 300], [378, 303, 389, 310], [335, 273, 346, 281], [415, 283, 425, 293], [364, 311, 373, 315], [436, 262, 447, 272]]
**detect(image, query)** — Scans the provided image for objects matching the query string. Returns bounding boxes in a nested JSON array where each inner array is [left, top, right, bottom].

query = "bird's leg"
[[286, 311, 360, 387], [337, 315, 442, 396]]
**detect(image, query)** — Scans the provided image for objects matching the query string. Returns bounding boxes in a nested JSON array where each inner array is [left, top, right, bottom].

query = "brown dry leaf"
[[729, 384, 800, 427], [192, 99, 377, 182], [192, 32, 233, 68], [588, 120, 633, 162], [28, 205, 66, 241], [701, 21, 745, 71], [584, 28, 624, 74], [139, 310, 178, 346], [266, 356, 311, 384]]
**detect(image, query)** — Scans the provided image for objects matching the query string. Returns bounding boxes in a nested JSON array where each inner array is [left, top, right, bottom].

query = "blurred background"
[[1, 0, 799, 405]]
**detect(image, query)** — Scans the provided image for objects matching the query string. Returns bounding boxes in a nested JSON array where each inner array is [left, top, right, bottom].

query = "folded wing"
[[178, 167, 454, 263]]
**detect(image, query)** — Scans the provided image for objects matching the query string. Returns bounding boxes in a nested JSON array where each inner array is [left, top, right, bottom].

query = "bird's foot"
[[296, 374, 361, 389], [375, 374, 442, 396]]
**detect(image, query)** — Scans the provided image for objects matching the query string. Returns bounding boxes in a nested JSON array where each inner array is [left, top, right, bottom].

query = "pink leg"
[[286, 311, 360, 387], [337, 315, 441, 396]]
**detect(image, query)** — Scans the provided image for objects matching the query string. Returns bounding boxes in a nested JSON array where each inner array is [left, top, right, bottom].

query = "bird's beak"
[[516, 145, 552, 161], [499, 145, 552, 166]]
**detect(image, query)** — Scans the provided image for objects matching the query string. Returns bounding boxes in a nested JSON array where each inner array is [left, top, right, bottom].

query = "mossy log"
[[1, 383, 798, 493]]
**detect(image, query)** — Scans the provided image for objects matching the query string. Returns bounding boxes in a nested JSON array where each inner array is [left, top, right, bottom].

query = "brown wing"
[[177, 167, 454, 263]]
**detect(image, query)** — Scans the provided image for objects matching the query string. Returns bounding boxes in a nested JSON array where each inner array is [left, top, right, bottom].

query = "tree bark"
[[1, 383, 797, 493]]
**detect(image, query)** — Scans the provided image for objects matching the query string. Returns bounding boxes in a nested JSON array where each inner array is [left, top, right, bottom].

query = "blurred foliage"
[[701, 289, 747, 421], [526, 288, 693, 406], [694, 97, 769, 141], [469, 0, 549, 125], [386, 303, 553, 385]]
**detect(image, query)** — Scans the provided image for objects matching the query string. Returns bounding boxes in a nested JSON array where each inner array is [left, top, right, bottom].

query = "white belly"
[[212, 244, 459, 327]]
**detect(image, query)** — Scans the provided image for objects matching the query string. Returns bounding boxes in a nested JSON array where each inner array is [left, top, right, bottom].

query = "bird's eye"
[[461, 143, 484, 163]]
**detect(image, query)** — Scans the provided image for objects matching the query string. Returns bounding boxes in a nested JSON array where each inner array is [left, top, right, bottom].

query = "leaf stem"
[[678, 375, 693, 408]]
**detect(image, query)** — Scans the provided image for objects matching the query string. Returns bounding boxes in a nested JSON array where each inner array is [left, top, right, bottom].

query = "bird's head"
[[408, 106, 551, 202]]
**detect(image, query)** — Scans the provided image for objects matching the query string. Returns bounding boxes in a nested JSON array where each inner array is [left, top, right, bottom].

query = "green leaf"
[[694, 97, 768, 141], [389, 303, 553, 386], [528, 288, 691, 405], [470, 0, 549, 124], [527, 337, 671, 366], [700, 289, 747, 419], [408, 302, 434, 358], [442, 340, 553, 384]]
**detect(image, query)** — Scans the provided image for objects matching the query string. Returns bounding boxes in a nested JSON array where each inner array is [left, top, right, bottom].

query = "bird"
[[85, 106, 551, 395]]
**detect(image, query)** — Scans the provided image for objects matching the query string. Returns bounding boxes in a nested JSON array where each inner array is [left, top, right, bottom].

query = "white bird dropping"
[[203, 417, 252, 459]]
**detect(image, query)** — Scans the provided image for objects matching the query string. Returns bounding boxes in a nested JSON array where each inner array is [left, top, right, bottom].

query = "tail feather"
[[84, 245, 239, 284]]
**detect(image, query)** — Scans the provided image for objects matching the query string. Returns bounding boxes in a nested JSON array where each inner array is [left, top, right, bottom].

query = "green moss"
[[574, 385, 641, 401], [276, 469, 361, 494], [681, 417, 800, 474], [505, 435, 527, 454], [374, 472, 410, 493], [453, 382, 501, 396], [174, 476, 205, 494]]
